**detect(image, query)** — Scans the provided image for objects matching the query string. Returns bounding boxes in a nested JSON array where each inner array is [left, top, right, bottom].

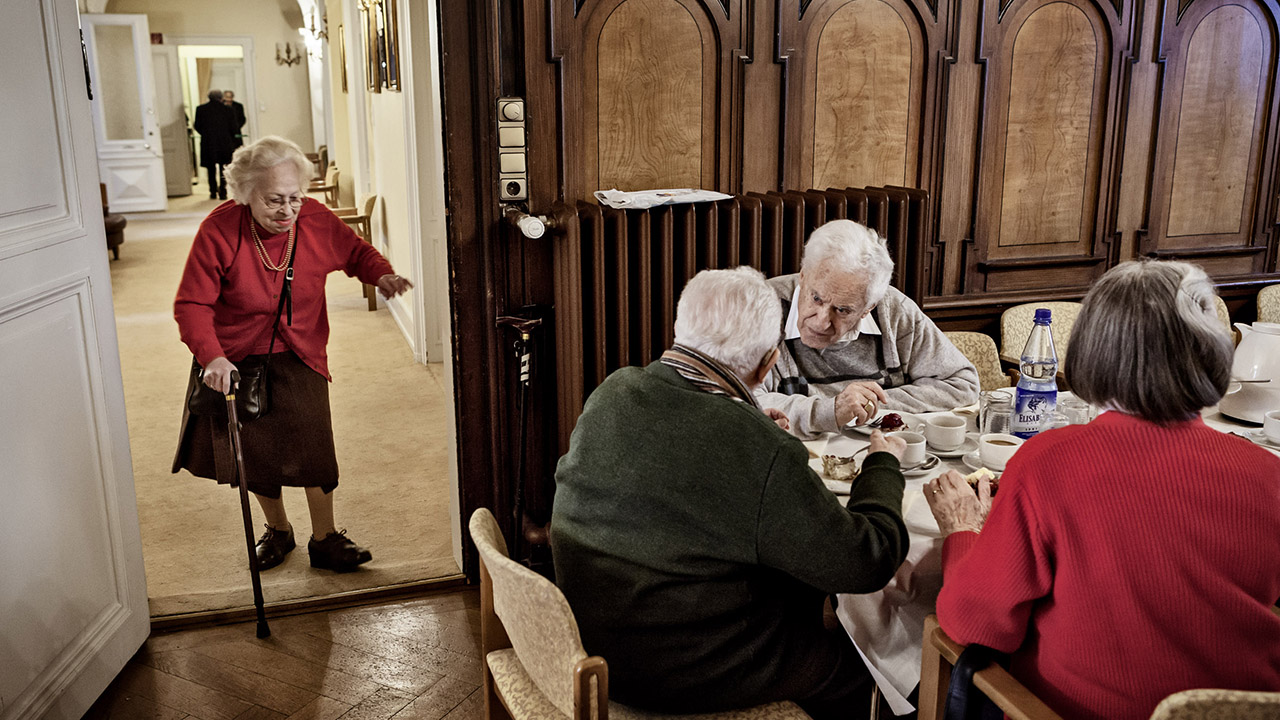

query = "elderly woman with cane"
[[173, 135, 413, 573]]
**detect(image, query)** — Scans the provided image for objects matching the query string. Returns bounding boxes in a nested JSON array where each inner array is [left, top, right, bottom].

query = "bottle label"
[[1011, 388, 1057, 439]]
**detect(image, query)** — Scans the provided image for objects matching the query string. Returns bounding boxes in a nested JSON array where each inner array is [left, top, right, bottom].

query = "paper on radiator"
[[594, 188, 732, 209]]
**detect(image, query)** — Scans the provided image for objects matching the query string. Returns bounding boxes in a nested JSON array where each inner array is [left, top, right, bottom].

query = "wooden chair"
[[1259, 285, 1280, 324], [920, 612, 1280, 720], [307, 163, 340, 207], [333, 195, 379, 311], [100, 183, 126, 260], [469, 508, 808, 720], [944, 331, 1012, 391], [918, 615, 1062, 720]]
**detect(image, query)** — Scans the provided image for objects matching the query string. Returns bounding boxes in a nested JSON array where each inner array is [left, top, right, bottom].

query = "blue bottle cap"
[[1034, 308, 1052, 323]]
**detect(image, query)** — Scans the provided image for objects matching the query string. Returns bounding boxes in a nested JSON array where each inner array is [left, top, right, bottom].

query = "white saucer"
[[1244, 430, 1280, 450], [848, 411, 923, 435], [929, 434, 978, 458], [961, 451, 1003, 475]]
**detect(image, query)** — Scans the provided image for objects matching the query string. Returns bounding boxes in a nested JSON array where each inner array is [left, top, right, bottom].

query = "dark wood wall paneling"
[[439, 0, 1280, 574]]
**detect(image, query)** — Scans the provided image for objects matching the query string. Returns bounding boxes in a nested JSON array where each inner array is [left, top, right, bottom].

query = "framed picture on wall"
[[382, 0, 400, 91], [338, 23, 348, 92], [360, 0, 381, 93]]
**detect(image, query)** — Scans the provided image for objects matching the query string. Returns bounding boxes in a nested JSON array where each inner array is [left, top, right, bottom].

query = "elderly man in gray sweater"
[[758, 220, 979, 439]]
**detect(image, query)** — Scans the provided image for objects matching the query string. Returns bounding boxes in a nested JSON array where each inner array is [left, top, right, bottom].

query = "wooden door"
[[0, 0, 150, 716]]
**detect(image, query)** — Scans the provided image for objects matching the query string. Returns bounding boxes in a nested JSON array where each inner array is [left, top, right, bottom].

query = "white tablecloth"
[[807, 404, 1279, 716]]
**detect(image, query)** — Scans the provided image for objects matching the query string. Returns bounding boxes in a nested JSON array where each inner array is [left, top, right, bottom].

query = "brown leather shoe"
[[254, 524, 295, 570], [308, 530, 372, 572]]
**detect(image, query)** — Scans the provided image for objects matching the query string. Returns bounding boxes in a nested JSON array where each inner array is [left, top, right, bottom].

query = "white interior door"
[[152, 44, 193, 197], [0, 1, 149, 717], [82, 13, 167, 212]]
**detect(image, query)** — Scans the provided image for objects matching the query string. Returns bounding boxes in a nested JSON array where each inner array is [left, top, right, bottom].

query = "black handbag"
[[944, 644, 1009, 720], [186, 241, 294, 421]]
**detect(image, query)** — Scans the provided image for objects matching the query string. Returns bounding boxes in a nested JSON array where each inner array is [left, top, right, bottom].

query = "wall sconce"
[[276, 42, 303, 66], [305, 7, 328, 42]]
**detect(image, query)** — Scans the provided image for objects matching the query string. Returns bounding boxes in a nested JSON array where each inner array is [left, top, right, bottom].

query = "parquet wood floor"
[[86, 588, 483, 720]]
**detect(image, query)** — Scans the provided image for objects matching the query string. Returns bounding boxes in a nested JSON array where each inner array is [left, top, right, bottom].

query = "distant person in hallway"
[[173, 135, 414, 573], [193, 89, 237, 200], [757, 220, 979, 439], [552, 266, 909, 719], [223, 89, 246, 150], [922, 260, 1280, 720]]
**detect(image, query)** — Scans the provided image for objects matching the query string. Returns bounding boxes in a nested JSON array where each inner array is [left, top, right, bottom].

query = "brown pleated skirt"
[[173, 351, 339, 499]]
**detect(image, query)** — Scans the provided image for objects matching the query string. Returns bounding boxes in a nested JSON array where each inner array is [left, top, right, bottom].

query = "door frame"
[[166, 34, 260, 147]]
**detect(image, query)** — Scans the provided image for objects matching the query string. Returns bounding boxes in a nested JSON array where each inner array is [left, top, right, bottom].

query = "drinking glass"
[[980, 390, 1014, 435], [1059, 396, 1095, 425]]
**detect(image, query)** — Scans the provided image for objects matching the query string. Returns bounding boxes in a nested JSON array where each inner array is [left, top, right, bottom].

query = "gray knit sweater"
[[757, 274, 979, 439]]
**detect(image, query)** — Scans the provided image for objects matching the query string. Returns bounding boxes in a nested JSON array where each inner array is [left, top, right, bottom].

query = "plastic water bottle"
[[1011, 309, 1058, 439]]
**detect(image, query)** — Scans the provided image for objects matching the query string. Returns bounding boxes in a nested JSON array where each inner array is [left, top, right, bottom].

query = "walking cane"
[[225, 370, 271, 638], [495, 315, 542, 558]]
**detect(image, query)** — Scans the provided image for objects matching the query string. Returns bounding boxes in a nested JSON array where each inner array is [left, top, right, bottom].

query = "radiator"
[[548, 186, 933, 452]]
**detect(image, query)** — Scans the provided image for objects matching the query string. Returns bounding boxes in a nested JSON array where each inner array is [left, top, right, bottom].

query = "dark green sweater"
[[550, 361, 908, 711]]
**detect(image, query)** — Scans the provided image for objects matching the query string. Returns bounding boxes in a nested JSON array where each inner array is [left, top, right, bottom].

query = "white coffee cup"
[[1264, 410, 1280, 445], [978, 433, 1024, 471], [889, 431, 927, 467], [954, 407, 980, 434], [925, 414, 967, 451]]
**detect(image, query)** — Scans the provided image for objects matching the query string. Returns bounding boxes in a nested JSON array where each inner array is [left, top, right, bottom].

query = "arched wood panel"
[[969, 0, 1126, 293], [1144, 0, 1279, 276], [596, 0, 703, 190], [810, 0, 919, 190], [781, 0, 934, 193], [529, 0, 739, 204], [998, 3, 1096, 249]]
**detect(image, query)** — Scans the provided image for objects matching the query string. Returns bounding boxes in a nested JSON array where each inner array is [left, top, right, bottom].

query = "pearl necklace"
[[249, 219, 296, 272]]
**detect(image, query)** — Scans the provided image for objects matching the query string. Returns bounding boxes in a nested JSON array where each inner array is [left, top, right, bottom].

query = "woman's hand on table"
[[377, 273, 414, 298], [868, 429, 906, 460], [201, 356, 237, 395], [925, 470, 991, 536]]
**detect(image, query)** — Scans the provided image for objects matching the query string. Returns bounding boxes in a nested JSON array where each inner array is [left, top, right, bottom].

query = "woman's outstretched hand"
[[925, 470, 992, 536], [202, 356, 238, 395], [377, 274, 414, 299]]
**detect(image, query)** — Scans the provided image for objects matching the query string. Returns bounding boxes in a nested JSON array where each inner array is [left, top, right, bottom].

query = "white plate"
[[1243, 430, 1280, 450], [961, 451, 1003, 475], [929, 434, 979, 458], [848, 410, 923, 435]]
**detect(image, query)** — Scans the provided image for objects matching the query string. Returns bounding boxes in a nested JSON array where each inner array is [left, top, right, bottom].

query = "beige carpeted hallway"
[[111, 192, 460, 618]]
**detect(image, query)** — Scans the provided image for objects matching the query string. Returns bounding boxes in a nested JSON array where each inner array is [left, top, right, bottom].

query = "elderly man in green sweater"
[[759, 220, 979, 439], [551, 266, 909, 719]]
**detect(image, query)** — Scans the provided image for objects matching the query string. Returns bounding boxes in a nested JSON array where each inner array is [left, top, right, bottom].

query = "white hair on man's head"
[[801, 220, 895, 307], [673, 266, 783, 380], [225, 135, 315, 205]]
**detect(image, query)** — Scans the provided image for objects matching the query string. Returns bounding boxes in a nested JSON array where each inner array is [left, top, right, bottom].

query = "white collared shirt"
[[784, 286, 880, 345]]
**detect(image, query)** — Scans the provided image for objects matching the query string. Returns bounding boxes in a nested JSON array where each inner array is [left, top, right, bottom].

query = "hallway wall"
[[106, 0, 315, 151]]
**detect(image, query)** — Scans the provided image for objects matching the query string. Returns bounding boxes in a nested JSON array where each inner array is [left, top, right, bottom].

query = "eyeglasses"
[[262, 195, 304, 210]]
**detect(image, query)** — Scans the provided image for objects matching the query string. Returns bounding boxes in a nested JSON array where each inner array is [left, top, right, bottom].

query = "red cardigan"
[[174, 199, 394, 380], [937, 411, 1280, 720]]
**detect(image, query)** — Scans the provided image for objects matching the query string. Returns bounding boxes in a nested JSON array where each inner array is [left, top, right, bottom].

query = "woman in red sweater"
[[924, 260, 1280, 720], [173, 136, 412, 573]]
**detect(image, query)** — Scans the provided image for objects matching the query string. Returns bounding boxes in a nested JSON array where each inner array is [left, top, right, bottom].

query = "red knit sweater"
[[938, 411, 1280, 720], [174, 199, 394, 380]]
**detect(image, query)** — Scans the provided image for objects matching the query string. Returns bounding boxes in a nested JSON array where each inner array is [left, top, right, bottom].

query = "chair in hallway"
[[101, 183, 126, 260], [334, 195, 379, 310], [469, 508, 807, 720], [307, 163, 340, 207], [1259, 285, 1280, 324], [944, 331, 1010, 391]]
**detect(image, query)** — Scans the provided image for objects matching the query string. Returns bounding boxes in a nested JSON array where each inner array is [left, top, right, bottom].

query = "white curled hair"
[[225, 136, 315, 205], [673, 266, 783, 380], [801, 220, 895, 307]]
